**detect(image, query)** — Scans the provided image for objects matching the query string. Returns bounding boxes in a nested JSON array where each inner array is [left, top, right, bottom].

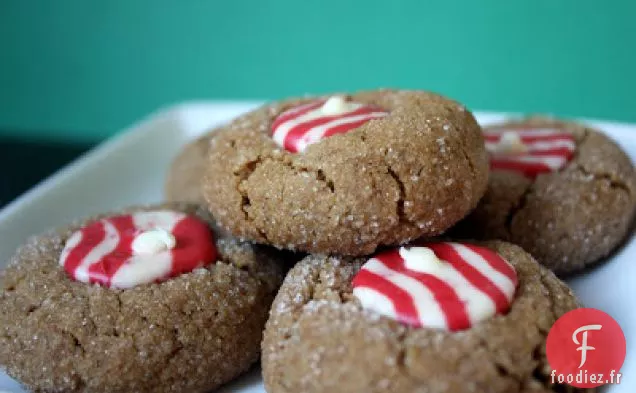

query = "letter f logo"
[[572, 324, 602, 368]]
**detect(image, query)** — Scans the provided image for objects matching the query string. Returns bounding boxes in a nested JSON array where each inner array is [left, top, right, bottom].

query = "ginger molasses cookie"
[[262, 240, 591, 393], [452, 117, 636, 275], [203, 90, 489, 256], [165, 130, 216, 204], [0, 203, 286, 393]]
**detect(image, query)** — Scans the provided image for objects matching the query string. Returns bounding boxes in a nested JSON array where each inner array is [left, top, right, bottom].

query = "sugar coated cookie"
[[262, 240, 587, 393], [0, 203, 286, 393], [451, 117, 636, 275], [203, 89, 489, 255]]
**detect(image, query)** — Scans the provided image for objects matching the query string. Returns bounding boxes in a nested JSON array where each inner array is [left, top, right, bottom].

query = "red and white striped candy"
[[271, 96, 388, 153], [59, 211, 217, 289], [352, 242, 517, 331], [484, 126, 576, 178]]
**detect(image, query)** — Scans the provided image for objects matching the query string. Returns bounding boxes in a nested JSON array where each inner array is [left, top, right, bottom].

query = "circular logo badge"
[[546, 308, 626, 388]]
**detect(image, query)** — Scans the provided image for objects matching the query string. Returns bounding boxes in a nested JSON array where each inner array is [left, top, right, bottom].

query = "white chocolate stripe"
[[111, 252, 173, 288], [73, 220, 120, 283], [484, 128, 570, 137], [59, 231, 82, 266], [272, 102, 365, 146], [485, 139, 576, 152], [491, 155, 567, 170], [430, 259, 497, 326], [361, 258, 448, 328], [352, 286, 398, 321], [450, 243, 516, 301], [296, 112, 387, 151]]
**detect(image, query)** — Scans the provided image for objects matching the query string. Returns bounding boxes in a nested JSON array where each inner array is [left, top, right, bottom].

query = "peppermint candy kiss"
[[271, 96, 388, 153], [352, 242, 518, 331], [484, 127, 576, 178], [59, 211, 217, 289]]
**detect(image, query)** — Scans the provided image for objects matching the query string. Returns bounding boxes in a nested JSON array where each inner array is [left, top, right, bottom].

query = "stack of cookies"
[[2, 90, 635, 393]]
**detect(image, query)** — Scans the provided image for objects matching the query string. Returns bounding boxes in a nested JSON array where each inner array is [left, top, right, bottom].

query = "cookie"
[[451, 117, 636, 275], [262, 240, 591, 393], [165, 131, 215, 204], [203, 90, 489, 256], [0, 203, 286, 393]]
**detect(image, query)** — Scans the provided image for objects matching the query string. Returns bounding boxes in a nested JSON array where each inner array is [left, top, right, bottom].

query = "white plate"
[[0, 103, 634, 392]]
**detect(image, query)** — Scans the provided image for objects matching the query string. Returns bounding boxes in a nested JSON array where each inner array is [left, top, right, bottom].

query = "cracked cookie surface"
[[203, 89, 489, 256], [262, 241, 593, 393], [0, 203, 287, 393], [451, 118, 636, 275]]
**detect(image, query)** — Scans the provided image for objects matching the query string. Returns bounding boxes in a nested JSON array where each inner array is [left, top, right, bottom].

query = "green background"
[[2, 0, 635, 143]]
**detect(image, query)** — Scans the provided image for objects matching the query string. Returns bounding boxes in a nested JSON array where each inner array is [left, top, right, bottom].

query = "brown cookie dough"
[[0, 203, 287, 393], [451, 117, 636, 275], [262, 241, 592, 393], [165, 131, 216, 204], [203, 89, 489, 256]]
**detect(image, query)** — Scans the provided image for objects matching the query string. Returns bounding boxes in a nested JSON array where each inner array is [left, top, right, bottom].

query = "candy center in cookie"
[[271, 96, 388, 153], [352, 242, 518, 331], [484, 126, 576, 178], [59, 211, 217, 289]]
